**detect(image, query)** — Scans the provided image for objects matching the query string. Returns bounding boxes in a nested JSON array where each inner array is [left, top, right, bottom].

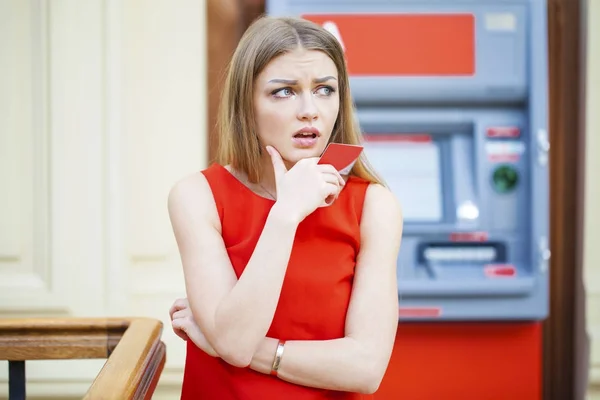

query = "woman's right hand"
[[169, 297, 219, 357], [266, 146, 345, 222]]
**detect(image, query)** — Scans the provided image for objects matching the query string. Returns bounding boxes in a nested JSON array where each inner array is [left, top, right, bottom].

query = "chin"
[[283, 147, 323, 163]]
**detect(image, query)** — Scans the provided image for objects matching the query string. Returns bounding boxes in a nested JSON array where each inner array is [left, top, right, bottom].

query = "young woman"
[[167, 15, 403, 399]]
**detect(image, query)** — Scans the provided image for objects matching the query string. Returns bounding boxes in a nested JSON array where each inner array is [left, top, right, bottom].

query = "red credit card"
[[318, 143, 363, 174]]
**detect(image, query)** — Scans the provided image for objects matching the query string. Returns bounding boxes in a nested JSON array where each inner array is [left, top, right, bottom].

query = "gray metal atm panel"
[[356, 107, 547, 320], [267, 0, 529, 104], [361, 117, 547, 320], [265, 0, 550, 321]]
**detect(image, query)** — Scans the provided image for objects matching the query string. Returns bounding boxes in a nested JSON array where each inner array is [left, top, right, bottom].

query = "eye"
[[315, 86, 335, 96], [272, 87, 294, 98]]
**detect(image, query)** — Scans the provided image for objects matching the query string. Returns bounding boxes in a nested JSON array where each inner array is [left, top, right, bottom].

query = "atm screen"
[[363, 136, 443, 222]]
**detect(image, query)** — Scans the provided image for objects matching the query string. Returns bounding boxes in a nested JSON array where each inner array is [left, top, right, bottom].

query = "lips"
[[293, 127, 320, 139], [291, 127, 320, 148]]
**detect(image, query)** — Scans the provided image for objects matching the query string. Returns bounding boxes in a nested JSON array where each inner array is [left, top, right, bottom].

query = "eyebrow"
[[267, 76, 337, 85]]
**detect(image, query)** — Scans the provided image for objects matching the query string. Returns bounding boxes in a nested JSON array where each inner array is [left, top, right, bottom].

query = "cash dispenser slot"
[[401, 241, 534, 298], [418, 242, 506, 265]]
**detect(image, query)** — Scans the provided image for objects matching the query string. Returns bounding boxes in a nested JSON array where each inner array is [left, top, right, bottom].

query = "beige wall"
[[585, 0, 600, 398], [0, 0, 206, 398]]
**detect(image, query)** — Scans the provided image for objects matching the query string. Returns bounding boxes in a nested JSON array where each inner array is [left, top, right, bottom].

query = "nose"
[[297, 93, 318, 121]]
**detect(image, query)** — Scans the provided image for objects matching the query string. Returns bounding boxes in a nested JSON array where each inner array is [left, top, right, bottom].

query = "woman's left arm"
[[250, 183, 403, 394]]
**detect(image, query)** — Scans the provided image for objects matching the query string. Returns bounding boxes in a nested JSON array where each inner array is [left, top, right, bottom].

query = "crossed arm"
[[168, 174, 403, 394]]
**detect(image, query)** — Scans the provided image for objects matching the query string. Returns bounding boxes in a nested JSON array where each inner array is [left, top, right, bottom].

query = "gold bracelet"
[[270, 340, 286, 377]]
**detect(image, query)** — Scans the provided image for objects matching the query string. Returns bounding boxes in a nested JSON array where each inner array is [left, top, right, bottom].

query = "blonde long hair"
[[216, 16, 382, 185]]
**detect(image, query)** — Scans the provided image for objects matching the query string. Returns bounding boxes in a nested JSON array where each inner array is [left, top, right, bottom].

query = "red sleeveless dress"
[[181, 163, 372, 400]]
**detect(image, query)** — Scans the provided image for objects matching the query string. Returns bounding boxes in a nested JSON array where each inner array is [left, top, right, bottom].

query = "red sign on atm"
[[302, 14, 475, 76], [484, 264, 517, 278], [450, 232, 489, 242], [486, 126, 521, 138]]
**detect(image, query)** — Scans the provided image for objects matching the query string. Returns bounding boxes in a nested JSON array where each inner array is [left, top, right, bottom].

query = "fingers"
[[322, 173, 344, 194], [317, 164, 345, 187], [320, 179, 342, 207], [171, 319, 190, 341], [169, 298, 189, 319], [172, 317, 188, 330], [172, 309, 191, 320], [321, 173, 343, 187], [320, 181, 341, 203], [171, 318, 186, 331], [266, 146, 287, 183], [170, 297, 193, 342], [323, 181, 340, 196]]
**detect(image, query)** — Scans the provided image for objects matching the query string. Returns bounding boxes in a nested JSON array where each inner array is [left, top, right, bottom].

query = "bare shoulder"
[[363, 183, 403, 221], [361, 183, 403, 238], [168, 172, 212, 211], [167, 172, 219, 228]]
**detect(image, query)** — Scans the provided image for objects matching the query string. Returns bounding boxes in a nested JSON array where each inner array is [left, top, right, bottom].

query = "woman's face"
[[253, 48, 340, 166]]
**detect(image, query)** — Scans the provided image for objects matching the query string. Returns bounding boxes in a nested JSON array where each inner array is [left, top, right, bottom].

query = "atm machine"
[[267, 1, 549, 399]]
